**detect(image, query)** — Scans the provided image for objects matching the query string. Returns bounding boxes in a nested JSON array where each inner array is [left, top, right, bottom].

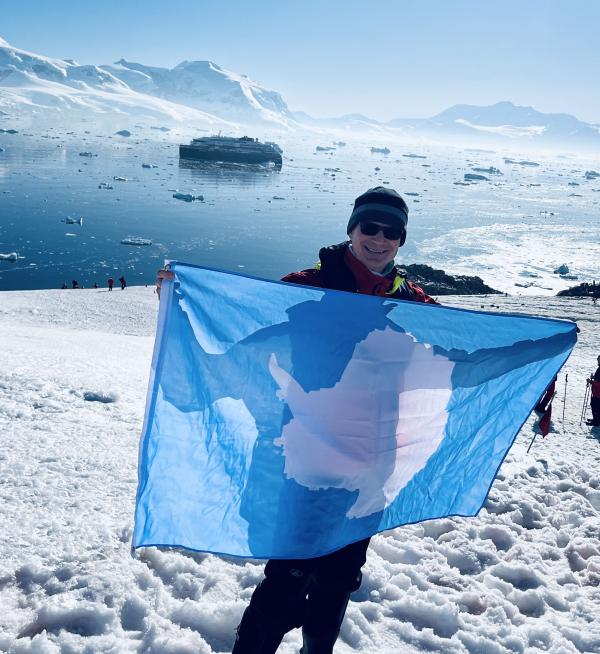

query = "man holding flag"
[[231, 187, 434, 653], [148, 190, 575, 654], [156, 186, 435, 652]]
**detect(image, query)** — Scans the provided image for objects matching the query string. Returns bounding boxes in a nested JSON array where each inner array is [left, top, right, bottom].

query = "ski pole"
[[580, 380, 591, 425], [562, 374, 568, 423]]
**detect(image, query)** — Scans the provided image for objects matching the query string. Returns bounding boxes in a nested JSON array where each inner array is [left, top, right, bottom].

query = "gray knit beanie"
[[347, 186, 409, 234]]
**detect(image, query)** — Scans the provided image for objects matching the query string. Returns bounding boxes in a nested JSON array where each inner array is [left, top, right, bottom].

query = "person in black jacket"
[[587, 355, 600, 426], [231, 187, 433, 654], [155, 187, 433, 653]]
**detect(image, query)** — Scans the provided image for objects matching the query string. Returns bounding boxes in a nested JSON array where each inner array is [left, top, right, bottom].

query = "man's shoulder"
[[394, 268, 437, 304]]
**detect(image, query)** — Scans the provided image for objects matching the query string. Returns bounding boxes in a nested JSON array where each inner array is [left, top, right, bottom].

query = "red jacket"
[[282, 242, 436, 303]]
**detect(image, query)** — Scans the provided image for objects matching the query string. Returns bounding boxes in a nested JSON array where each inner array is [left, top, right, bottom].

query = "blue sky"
[[2, 0, 599, 122]]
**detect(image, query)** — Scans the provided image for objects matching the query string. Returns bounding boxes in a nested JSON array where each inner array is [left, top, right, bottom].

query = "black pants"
[[232, 538, 370, 654], [591, 397, 600, 425]]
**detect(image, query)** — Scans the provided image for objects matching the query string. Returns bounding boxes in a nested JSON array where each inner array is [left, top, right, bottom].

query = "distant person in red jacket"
[[119, 276, 127, 290], [587, 355, 600, 427], [107, 277, 114, 291]]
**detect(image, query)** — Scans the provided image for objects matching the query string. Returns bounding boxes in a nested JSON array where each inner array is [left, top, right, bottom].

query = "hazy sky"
[[2, 0, 599, 122]]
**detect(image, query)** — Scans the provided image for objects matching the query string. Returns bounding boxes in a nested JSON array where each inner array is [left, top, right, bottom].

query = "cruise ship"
[[179, 135, 283, 166]]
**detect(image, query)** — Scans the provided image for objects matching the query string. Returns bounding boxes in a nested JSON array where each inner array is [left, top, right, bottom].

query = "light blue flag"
[[133, 262, 576, 559]]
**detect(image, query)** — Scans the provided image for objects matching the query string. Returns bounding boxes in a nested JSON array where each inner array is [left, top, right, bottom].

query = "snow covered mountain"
[[2, 35, 600, 149], [102, 59, 294, 126], [0, 37, 286, 128], [388, 101, 600, 151]]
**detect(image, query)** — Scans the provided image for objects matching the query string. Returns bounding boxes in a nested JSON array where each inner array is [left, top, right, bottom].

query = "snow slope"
[[0, 287, 599, 653]]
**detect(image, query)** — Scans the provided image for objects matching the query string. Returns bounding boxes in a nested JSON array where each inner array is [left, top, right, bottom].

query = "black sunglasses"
[[359, 221, 404, 241]]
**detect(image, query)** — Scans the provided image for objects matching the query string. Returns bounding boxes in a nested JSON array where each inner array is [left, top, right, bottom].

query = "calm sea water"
[[0, 130, 598, 294]]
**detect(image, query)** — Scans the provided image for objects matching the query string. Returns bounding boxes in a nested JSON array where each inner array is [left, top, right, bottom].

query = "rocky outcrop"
[[557, 282, 599, 297], [401, 264, 500, 295]]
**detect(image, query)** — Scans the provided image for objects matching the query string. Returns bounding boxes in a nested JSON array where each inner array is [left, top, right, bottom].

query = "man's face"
[[349, 222, 402, 273]]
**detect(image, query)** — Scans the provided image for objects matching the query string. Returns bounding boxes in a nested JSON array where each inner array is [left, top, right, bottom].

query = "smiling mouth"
[[365, 245, 387, 255]]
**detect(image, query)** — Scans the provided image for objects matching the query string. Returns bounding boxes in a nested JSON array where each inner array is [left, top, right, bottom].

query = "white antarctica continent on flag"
[[269, 326, 455, 518]]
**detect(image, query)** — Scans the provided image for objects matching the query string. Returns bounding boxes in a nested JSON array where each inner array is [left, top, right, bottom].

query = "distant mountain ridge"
[[1, 36, 599, 150], [388, 101, 600, 149]]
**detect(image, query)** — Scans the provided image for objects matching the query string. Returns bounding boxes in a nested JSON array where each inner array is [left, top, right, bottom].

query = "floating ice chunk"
[[98, 182, 113, 189], [0, 252, 17, 261], [120, 237, 152, 246], [315, 145, 336, 152], [65, 216, 83, 225], [371, 146, 390, 154], [173, 192, 204, 202], [472, 166, 502, 175], [79, 152, 97, 157], [141, 163, 158, 169], [115, 130, 131, 137], [553, 264, 569, 275], [113, 176, 128, 182], [585, 170, 599, 180], [464, 173, 489, 181], [402, 153, 426, 158], [504, 158, 540, 167]]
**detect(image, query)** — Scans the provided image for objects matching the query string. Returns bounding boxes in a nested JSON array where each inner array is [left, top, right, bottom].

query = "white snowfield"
[[0, 287, 599, 654]]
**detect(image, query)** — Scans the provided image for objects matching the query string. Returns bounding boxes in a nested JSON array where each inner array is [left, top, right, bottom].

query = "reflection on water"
[[179, 159, 282, 176]]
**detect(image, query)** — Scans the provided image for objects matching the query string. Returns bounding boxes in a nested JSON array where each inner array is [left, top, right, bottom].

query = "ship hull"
[[179, 144, 282, 166]]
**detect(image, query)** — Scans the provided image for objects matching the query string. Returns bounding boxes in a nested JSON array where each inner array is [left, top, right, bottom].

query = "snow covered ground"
[[0, 287, 598, 653]]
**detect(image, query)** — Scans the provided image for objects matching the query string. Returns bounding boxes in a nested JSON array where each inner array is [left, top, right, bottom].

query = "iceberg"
[[0, 252, 18, 261]]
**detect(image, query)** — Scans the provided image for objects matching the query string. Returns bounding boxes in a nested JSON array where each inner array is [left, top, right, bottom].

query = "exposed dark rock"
[[401, 263, 500, 295], [557, 282, 600, 297]]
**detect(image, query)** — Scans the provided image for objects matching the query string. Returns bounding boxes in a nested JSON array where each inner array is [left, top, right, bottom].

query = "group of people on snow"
[[61, 276, 126, 291]]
